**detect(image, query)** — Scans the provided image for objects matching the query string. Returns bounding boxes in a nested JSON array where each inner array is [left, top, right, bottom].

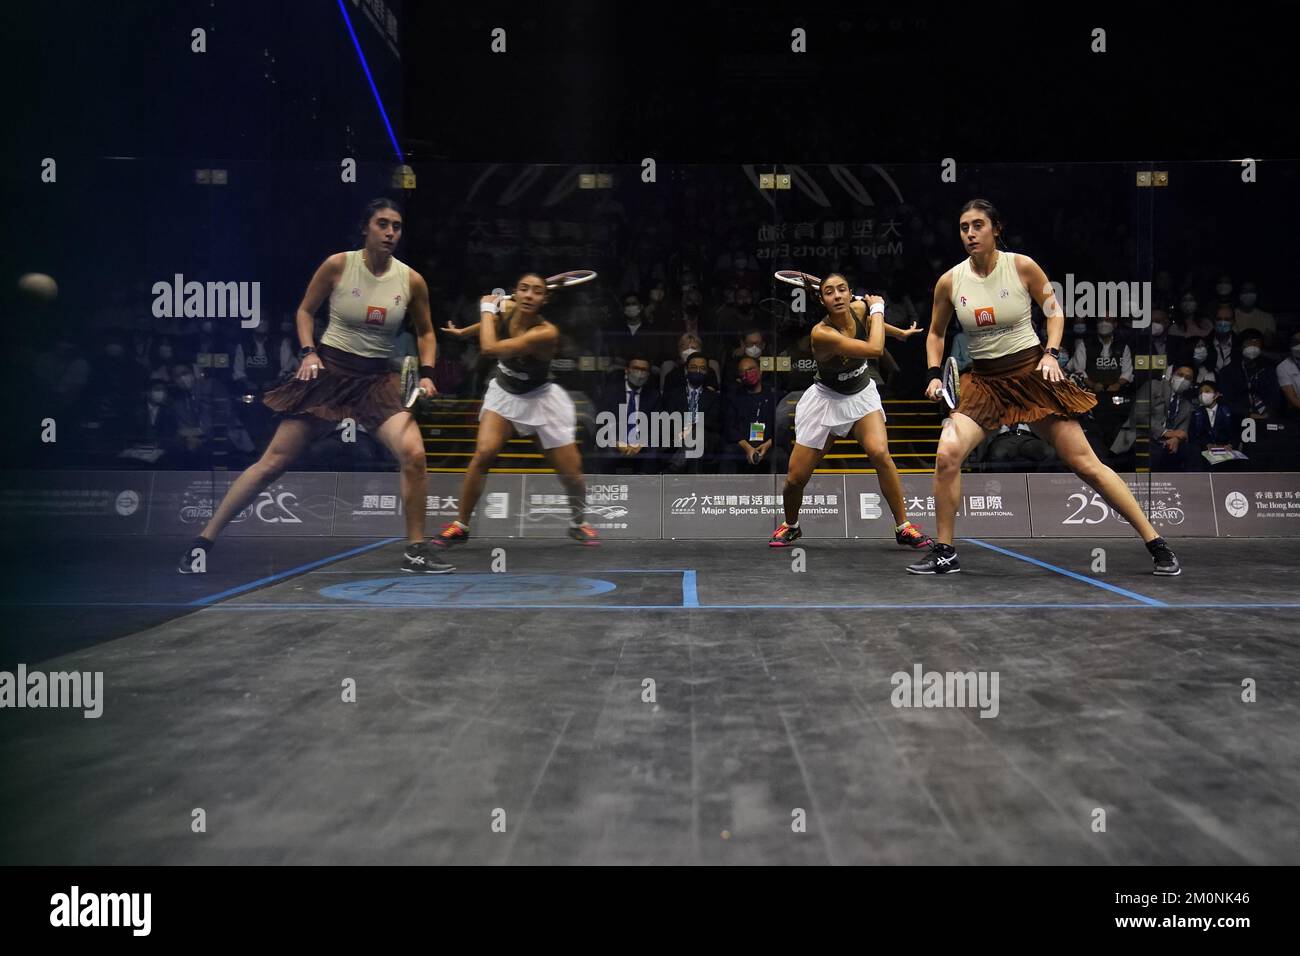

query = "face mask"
[[1150, 322, 1166, 337], [1193, 346, 1208, 362], [624, 305, 642, 319], [1216, 283, 1232, 297], [737, 298, 752, 310], [1215, 321, 1233, 335], [105, 344, 125, 358], [1200, 392, 1216, 406], [680, 348, 698, 363], [1292, 345, 1300, 360], [627, 369, 649, 388], [1072, 322, 1087, 335], [686, 371, 707, 387], [1170, 375, 1190, 393], [1181, 300, 1197, 316], [744, 345, 762, 358], [1096, 321, 1114, 337], [158, 347, 173, 360], [1243, 345, 1261, 360], [149, 388, 167, 404], [1239, 293, 1257, 308], [741, 368, 761, 387]]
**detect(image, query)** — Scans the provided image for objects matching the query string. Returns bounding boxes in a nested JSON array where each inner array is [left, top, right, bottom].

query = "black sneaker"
[[402, 542, 454, 574], [906, 543, 961, 574], [177, 537, 212, 574], [1147, 537, 1182, 576]]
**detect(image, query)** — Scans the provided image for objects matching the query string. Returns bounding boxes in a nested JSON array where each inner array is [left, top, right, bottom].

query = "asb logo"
[[365, 305, 388, 326], [975, 307, 996, 327]]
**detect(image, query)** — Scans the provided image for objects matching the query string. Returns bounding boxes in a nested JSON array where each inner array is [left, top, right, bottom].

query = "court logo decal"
[[1224, 492, 1249, 518]]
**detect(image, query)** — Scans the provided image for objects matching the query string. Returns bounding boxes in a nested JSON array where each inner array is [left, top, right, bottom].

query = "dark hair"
[[358, 198, 403, 236], [685, 352, 709, 367], [1241, 329, 1264, 344], [515, 272, 549, 291], [958, 199, 1007, 249]]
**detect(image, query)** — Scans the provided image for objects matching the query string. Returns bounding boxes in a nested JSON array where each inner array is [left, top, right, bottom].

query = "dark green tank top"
[[813, 311, 872, 395], [492, 315, 553, 395]]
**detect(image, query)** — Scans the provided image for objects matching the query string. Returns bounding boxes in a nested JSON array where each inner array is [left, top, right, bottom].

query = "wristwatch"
[[298, 346, 317, 359], [1045, 346, 1062, 360]]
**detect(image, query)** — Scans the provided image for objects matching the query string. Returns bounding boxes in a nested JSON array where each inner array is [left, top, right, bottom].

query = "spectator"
[[1184, 336, 1218, 386], [1145, 365, 1196, 471], [596, 353, 661, 473], [1218, 330, 1280, 419], [232, 318, 284, 392], [1074, 312, 1134, 452], [603, 292, 657, 365], [1210, 304, 1239, 372], [663, 332, 718, 392], [148, 337, 179, 383], [1189, 380, 1241, 466], [722, 327, 766, 392], [1170, 292, 1212, 340], [723, 356, 778, 473], [661, 353, 721, 473], [121, 380, 181, 466], [776, 332, 818, 394], [1277, 331, 1300, 419], [1233, 281, 1275, 346]]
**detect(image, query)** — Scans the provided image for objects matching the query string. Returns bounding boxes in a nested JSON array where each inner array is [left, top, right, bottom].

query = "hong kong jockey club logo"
[[365, 305, 388, 326], [975, 307, 996, 327]]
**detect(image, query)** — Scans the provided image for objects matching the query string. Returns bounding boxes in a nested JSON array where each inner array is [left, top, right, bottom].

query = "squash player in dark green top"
[[434, 272, 600, 548], [770, 273, 933, 550]]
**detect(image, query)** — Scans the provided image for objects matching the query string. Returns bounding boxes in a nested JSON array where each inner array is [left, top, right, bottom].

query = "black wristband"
[[298, 345, 316, 359], [927, 366, 942, 382], [419, 365, 436, 382]]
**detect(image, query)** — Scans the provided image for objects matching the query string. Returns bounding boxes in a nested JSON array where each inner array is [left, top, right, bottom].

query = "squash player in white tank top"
[[180, 199, 451, 574], [909, 199, 1181, 576]]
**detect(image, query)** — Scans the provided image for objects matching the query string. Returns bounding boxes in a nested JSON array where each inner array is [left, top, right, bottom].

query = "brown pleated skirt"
[[262, 344, 405, 431], [956, 346, 1097, 431]]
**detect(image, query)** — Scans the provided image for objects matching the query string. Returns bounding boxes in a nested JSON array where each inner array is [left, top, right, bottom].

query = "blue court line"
[[961, 538, 1169, 608], [187, 537, 404, 606], [682, 570, 699, 608]]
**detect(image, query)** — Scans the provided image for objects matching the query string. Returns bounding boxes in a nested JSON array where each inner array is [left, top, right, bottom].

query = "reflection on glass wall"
[[4, 160, 1295, 476]]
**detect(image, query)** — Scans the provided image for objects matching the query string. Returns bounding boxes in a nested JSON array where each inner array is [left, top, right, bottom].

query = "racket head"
[[940, 356, 962, 410], [400, 355, 423, 409], [499, 269, 597, 301], [773, 269, 823, 289]]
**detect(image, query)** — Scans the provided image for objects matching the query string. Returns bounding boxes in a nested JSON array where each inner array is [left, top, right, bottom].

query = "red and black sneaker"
[[895, 521, 934, 550], [432, 522, 470, 549], [568, 523, 601, 546], [769, 522, 803, 547]]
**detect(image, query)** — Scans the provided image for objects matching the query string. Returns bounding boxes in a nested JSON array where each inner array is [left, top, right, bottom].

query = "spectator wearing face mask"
[[1189, 381, 1241, 466], [723, 356, 778, 473], [1170, 292, 1212, 340], [722, 287, 759, 340], [1276, 331, 1300, 420], [1218, 330, 1280, 420], [723, 328, 767, 393], [1136, 307, 1172, 357], [1208, 304, 1240, 372], [126, 380, 181, 465], [661, 353, 721, 473], [169, 363, 213, 465], [603, 292, 656, 365], [597, 353, 661, 474], [663, 332, 718, 392], [1233, 281, 1275, 346], [1144, 364, 1196, 471], [1181, 336, 1218, 386]]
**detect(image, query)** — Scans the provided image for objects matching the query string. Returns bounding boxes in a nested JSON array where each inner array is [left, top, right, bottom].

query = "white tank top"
[[948, 251, 1040, 360], [319, 249, 411, 358]]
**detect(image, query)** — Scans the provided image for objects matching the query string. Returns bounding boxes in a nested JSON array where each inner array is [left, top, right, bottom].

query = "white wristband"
[[869, 303, 885, 316], [480, 300, 499, 315]]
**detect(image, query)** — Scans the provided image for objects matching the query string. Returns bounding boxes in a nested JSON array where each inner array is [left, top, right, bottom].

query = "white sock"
[[786, 520, 799, 528]]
